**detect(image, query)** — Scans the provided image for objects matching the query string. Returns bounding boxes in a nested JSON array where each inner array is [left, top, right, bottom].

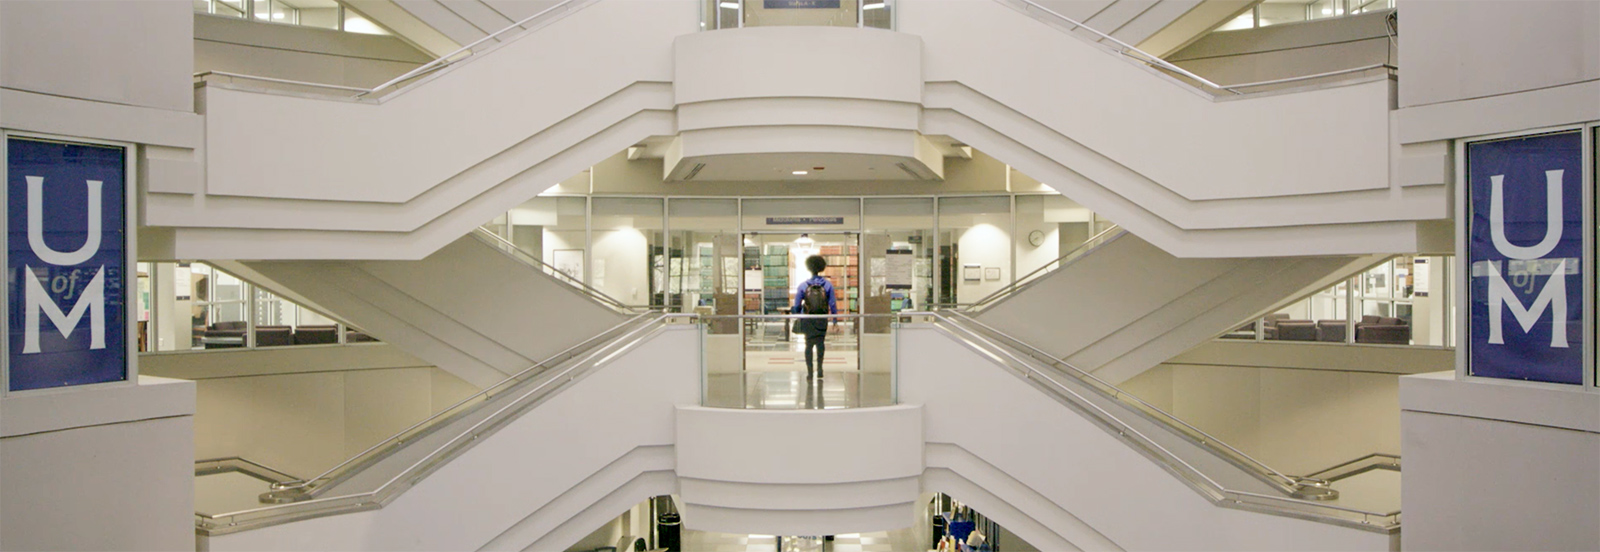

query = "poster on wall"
[[1467, 131, 1584, 384], [885, 249, 912, 290], [552, 249, 583, 282], [7, 137, 128, 392]]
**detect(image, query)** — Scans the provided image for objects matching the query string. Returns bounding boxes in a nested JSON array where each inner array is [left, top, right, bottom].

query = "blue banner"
[[1467, 131, 1584, 384], [7, 138, 127, 392]]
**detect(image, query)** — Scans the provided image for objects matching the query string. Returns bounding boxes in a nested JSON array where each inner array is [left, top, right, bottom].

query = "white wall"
[[1401, 373, 1600, 551], [1122, 340, 1451, 476], [1399, 1, 1600, 109], [194, 14, 429, 89], [0, 377, 196, 552], [203, 325, 699, 552], [142, 344, 474, 479], [675, 405, 923, 536], [0, 0, 192, 112], [954, 217, 1011, 303], [590, 228, 650, 305], [1169, 10, 1395, 89]]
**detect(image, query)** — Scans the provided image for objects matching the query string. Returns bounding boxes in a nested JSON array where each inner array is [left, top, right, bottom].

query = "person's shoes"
[[805, 371, 814, 380]]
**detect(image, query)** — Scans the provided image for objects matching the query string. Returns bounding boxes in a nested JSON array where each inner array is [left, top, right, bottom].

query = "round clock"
[[1027, 230, 1045, 247]]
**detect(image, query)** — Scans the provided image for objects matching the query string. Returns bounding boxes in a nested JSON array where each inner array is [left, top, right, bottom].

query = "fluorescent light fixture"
[[863, 2, 886, 9], [720, 2, 739, 8], [792, 170, 808, 175], [1320, 8, 1332, 14]]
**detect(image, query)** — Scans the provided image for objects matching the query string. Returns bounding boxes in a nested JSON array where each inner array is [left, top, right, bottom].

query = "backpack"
[[802, 281, 828, 315]]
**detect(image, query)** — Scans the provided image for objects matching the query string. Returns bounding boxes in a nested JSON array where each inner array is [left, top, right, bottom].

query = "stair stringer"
[[236, 235, 628, 387]]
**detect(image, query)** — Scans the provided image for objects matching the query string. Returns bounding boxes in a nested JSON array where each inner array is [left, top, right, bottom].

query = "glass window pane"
[[343, 10, 389, 34], [938, 196, 1011, 306], [591, 197, 663, 308], [668, 199, 738, 314], [213, 0, 245, 17], [864, 198, 933, 311], [1256, 3, 1306, 26]]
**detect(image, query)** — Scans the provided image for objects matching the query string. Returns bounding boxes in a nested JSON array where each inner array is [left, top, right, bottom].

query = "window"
[[194, 0, 388, 35]]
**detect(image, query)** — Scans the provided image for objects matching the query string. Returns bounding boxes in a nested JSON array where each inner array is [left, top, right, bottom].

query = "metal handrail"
[[192, 0, 593, 101], [962, 224, 1125, 312], [916, 312, 1398, 531], [260, 311, 660, 499], [359, 0, 587, 98], [191, 71, 372, 93], [935, 311, 1323, 494], [1002, 0, 1396, 96], [469, 228, 650, 313]]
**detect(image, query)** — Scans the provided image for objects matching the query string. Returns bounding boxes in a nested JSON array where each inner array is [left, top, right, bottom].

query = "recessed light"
[[792, 171, 808, 175]]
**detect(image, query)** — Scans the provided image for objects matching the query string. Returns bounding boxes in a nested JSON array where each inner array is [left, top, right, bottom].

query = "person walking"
[[793, 254, 837, 380]]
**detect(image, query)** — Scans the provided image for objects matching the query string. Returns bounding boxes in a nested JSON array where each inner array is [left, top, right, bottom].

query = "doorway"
[[740, 232, 861, 379]]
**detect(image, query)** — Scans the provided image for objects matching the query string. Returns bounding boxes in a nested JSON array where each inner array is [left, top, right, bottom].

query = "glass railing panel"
[[701, 314, 898, 409], [701, 0, 894, 30]]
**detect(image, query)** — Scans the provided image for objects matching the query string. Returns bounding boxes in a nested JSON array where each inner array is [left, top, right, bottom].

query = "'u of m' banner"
[[6, 137, 127, 392], [1468, 131, 1584, 384]]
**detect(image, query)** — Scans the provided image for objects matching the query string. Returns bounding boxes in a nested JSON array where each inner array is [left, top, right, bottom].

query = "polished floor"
[[682, 529, 923, 552], [704, 338, 894, 409]]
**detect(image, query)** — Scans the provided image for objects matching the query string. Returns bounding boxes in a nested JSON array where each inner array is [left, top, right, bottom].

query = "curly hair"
[[805, 254, 827, 275]]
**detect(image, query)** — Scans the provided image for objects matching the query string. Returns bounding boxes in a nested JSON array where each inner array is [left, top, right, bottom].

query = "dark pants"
[[804, 332, 826, 376]]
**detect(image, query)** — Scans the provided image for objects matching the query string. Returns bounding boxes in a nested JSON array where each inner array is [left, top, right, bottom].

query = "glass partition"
[[864, 198, 934, 311], [143, 262, 373, 352], [702, 0, 894, 30], [937, 196, 1012, 306], [667, 198, 739, 314], [505, 196, 588, 285], [701, 314, 897, 409], [1240, 255, 1455, 346], [590, 197, 664, 308]]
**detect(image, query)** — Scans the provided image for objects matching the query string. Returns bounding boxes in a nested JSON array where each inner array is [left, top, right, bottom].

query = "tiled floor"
[[681, 529, 924, 552]]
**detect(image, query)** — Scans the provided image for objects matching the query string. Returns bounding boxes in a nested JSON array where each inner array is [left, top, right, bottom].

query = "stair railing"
[[918, 311, 1400, 532], [958, 224, 1124, 313], [193, 0, 598, 101], [996, 0, 1396, 96], [469, 227, 651, 314], [195, 312, 681, 535]]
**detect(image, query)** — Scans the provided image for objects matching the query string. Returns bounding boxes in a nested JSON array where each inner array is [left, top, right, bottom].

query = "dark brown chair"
[[293, 325, 339, 345], [1276, 320, 1318, 341], [1357, 317, 1411, 344], [1316, 320, 1347, 342], [254, 325, 293, 347]]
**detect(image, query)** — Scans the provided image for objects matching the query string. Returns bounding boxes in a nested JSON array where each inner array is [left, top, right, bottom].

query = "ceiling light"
[[1321, 8, 1332, 14], [720, 2, 739, 8], [792, 170, 808, 175], [863, 2, 885, 9]]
